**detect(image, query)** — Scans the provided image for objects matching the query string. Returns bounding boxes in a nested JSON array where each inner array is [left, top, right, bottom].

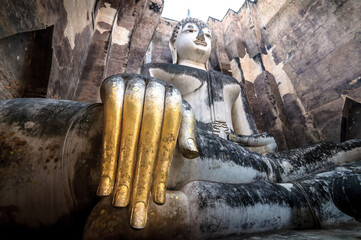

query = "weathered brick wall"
[[0, 0, 97, 100], [74, 0, 165, 102], [258, 0, 361, 143], [264, 0, 361, 141]]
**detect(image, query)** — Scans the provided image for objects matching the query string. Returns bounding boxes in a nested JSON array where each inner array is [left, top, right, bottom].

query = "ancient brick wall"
[[74, 0, 165, 102], [0, 0, 97, 100], [256, 0, 361, 144]]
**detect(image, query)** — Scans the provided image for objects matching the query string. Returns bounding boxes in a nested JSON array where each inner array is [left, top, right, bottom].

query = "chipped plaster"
[[95, 3, 117, 34], [237, 52, 263, 83], [63, 0, 94, 49], [261, 46, 295, 98], [112, 25, 131, 46]]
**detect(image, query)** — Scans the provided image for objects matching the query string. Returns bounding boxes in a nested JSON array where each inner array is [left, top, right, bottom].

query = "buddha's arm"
[[231, 86, 277, 154], [97, 74, 198, 229], [231, 93, 258, 135], [140, 63, 203, 95]]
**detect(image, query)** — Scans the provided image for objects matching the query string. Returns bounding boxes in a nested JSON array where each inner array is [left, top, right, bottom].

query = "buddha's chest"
[[182, 73, 241, 135], [146, 65, 241, 134]]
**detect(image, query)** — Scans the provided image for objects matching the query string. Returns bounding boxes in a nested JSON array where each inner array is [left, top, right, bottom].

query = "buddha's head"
[[169, 17, 212, 70]]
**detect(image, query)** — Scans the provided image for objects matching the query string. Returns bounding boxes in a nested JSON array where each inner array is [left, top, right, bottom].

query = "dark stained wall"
[[0, 0, 97, 100], [257, 0, 361, 144]]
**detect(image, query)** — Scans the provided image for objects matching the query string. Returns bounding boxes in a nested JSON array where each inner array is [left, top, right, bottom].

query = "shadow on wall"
[[341, 97, 361, 141], [0, 26, 54, 99]]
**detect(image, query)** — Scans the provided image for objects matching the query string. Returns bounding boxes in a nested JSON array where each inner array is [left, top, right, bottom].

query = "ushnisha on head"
[[169, 17, 212, 70]]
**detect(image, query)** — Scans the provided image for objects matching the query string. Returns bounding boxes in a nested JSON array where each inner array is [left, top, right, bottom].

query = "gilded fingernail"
[[154, 183, 166, 204], [188, 138, 197, 150], [185, 138, 199, 159], [97, 176, 113, 196], [130, 202, 147, 229], [112, 185, 129, 207]]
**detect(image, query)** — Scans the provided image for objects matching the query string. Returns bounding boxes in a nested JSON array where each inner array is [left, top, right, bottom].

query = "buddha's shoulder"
[[208, 70, 240, 86], [141, 63, 208, 80], [142, 63, 240, 85]]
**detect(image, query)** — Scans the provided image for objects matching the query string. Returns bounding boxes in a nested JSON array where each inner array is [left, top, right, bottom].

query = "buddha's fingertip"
[[96, 176, 113, 196], [153, 183, 166, 205], [130, 202, 147, 229], [112, 185, 129, 207], [182, 138, 199, 159]]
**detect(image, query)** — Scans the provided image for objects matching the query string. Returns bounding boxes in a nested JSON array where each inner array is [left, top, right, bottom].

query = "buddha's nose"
[[196, 32, 205, 41]]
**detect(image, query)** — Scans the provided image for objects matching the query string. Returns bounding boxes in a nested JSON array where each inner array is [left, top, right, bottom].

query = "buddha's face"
[[171, 22, 212, 69]]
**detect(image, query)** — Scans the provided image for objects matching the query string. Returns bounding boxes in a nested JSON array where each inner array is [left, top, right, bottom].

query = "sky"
[[161, 0, 246, 22]]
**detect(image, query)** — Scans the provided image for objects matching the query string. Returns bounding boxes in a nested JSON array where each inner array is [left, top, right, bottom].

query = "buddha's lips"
[[194, 40, 207, 46]]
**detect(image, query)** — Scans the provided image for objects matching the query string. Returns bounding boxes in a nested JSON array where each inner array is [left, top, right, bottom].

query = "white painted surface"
[[261, 46, 295, 98], [112, 25, 131, 46], [64, 0, 94, 49], [232, 95, 253, 135], [238, 54, 263, 83], [95, 3, 117, 34]]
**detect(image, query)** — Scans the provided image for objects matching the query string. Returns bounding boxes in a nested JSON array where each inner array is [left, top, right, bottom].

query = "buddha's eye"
[[205, 33, 211, 38], [187, 29, 195, 33]]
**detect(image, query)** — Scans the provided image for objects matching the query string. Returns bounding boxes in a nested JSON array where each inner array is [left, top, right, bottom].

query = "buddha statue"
[[88, 17, 361, 238], [95, 17, 280, 230], [0, 18, 360, 239]]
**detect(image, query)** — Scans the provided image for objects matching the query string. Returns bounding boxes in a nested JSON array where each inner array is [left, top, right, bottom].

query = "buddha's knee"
[[83, 191, 189, 239]]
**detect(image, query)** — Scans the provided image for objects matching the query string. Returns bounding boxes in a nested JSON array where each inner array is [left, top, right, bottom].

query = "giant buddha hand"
[[96, 74, 199, 229], [227, 132, 277, 155]]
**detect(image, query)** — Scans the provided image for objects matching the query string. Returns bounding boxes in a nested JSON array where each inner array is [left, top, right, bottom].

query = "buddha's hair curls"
[[170, 17, 208, 42]]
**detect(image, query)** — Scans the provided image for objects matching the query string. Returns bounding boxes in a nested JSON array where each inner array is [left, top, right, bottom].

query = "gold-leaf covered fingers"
[[112, 77, 146, 207], [152, 87, 182, 205], [130, 81, 166, 229], [97, 76, 125, 196]]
